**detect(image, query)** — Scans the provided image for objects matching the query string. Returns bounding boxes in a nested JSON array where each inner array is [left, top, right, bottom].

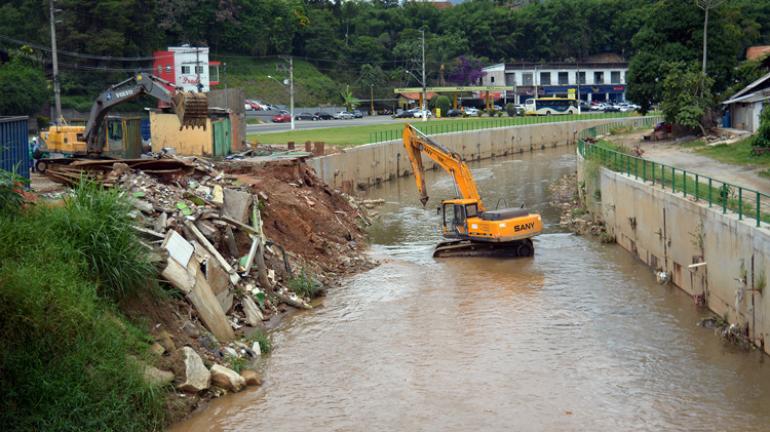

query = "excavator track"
[[433, 238, 534, 258], [173, 92, 209, 129]]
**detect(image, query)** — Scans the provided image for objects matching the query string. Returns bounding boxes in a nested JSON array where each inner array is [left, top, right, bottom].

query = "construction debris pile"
[[43, 154, 374, 411]]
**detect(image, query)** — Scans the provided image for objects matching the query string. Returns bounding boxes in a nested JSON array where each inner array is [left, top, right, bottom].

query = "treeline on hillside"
[[1, 0, 770, 115]]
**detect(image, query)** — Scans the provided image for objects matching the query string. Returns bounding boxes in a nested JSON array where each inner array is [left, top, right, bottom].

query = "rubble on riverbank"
[[42, 154, 377, 422], [549, 173, 614, 242]]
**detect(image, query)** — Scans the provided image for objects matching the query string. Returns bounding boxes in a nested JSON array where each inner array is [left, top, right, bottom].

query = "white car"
[[463, 107, 481, 116], [413, 109, 432, 119], [333, 111, 355, 119]]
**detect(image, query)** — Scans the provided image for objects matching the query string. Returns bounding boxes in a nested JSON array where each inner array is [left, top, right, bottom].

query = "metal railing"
[[578, 124, 770, 228], [368, 112, 659, 144]]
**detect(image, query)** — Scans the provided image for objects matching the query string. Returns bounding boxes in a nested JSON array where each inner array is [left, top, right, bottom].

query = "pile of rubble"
[[44, 154, 375, 410]]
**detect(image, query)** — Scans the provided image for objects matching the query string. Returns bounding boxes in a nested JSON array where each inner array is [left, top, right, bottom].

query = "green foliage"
[[340, 85, 361, 112], [754, 105, 770, 148], [432, 95, 451, 115], [64, 181, 156, 300], [505, 103, 516, 117], [287, 269, 322, 299], [661, 62, 714, 134], [0, 168, 29, 213], [0, 187, 164, 431], [0, 57, 48, 116], [247, 328, 272, 355], [227, 355, 247, 373]]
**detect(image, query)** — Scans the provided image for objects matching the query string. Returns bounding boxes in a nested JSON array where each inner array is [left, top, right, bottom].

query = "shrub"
[[505, 103, 516, 117], [287, 269, 322, 299], [754, 104, 770, 148], [247, 328, 272, 354], [0, 168, 28, 213]]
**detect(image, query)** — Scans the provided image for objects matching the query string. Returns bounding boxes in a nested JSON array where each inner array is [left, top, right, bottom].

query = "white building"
[[481, 54, 629, 104], [152, 45, 220, 93]]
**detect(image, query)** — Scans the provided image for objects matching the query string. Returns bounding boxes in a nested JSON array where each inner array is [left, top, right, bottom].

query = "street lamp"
[[405, 69, 428, 121], [267, 72, 294, 131]]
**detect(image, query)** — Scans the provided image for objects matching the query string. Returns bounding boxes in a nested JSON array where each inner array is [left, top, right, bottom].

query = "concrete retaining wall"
[[308, 116, 659, 190], [579, 154, 770, 353]]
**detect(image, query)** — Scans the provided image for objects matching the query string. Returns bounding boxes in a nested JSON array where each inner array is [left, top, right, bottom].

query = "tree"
[[430, 95, 450, 115], [754, 105, 770, 148], [447, 56, 486, 86], [0, 59, 47, 116], [340, 85, 360, 111], [660, 62, 714, 135]]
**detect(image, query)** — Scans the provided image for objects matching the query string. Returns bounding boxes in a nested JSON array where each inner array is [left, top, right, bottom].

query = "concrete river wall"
[[307, 116, 660, 190], [579, 152, 770, 354]]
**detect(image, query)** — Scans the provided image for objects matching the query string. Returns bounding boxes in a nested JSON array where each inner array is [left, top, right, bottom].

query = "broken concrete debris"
[[178, 346, 211, 393], [210, 364, 246, 392], [43, 152, 374, 410]]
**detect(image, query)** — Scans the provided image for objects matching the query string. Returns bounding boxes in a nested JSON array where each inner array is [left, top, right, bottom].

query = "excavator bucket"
[[173, 91, 209, 130]]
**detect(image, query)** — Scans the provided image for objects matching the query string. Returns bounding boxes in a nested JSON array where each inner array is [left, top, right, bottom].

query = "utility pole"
[[696, 0, 726, 76], [421, 29, 427, 122], [289, 56, 295, 131], [534, 65, 539, 99], [370, 84, 374, 116], [576, 63, 582, 114], [48, 0, 62, 124], [195, 46, 203, 93]]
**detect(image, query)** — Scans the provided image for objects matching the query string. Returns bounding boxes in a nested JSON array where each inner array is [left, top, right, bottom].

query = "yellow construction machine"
[[402, 124, 543, 257], [38, 73, 207, 171]]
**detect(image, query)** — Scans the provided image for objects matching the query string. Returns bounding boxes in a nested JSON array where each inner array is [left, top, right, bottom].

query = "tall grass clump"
[[0, 181, 165, 431], [63, 181, 155, 299], [287, 269, 322, 299]]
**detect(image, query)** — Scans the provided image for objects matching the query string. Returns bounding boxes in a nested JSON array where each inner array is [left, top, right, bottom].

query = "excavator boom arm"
[[402, 125, 483, 209], [82, 73, 207, 154]]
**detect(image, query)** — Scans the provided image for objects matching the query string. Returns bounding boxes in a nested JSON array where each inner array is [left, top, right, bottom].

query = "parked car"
[[513, 104, 527, 116], [271, 111, 291, 123], [333, 111, 355, 119], [393, 109, 416, 119], [379, 108, 393, 116], [578, 101, 591, 112], [352, 110, 364, 118], [295, 112, 318, 121], [463, 107, 481, 117], [413, 109, 432, 119], [314, 112, 334, 120], [446, 108, 463, 117], [654, 122, 672, 133], [603, 104, 621, 113]]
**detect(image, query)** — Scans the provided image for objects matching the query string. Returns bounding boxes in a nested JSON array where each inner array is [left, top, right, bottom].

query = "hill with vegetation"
[[218, 56, 339, 106]]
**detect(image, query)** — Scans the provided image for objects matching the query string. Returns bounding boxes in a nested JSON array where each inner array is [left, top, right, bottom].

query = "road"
[[247, 116, 400, 134]]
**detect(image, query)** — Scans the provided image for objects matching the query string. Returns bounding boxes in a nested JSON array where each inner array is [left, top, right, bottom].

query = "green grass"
[[696, 137, 770, 167], [0, 181, 165, 431], [681, 139, 706, 148], [250, 112, 645, 147], [287, 269, 322, 299], [246, 328, 272, 355], [219, 56, 338, 106]]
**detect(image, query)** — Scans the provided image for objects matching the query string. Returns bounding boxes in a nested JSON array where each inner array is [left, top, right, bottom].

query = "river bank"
[[2, 154, 378, 429]]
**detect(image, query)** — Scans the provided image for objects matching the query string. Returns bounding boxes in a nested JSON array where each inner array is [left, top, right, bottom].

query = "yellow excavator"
[[403, 124, 543, 258], [38, 73, 208, 171]]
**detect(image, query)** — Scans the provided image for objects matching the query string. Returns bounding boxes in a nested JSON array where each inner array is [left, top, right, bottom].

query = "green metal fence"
[[367, 112, 658, 144], [578, 125, 770, 228]]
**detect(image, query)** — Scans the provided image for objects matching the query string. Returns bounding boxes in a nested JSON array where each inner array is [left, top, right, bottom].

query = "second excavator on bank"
[[38, 73, 208, 171], [402, 124, 542, 258]]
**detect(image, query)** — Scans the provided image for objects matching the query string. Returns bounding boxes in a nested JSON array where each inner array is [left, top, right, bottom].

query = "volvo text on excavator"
[[402, 124, 543, 258], [37, 73, 208, 172]]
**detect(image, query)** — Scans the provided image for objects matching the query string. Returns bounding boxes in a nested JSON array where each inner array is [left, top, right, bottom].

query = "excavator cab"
[[441, 199, 479, 237]]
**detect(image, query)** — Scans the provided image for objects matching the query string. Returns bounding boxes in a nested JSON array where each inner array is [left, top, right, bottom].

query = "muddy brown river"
[[173, 147, 770, 431]]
